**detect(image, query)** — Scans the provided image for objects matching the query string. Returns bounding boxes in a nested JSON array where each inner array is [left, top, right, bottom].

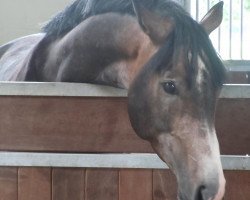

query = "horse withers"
[[0, 0, 226, 199]]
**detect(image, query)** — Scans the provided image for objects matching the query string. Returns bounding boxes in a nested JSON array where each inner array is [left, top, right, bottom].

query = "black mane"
[[42, 0, 134, 37], [42, 0, 183, 37]]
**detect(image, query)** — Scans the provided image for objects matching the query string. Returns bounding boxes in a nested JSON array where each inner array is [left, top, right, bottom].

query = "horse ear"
[[131, 0, 173, 44], [200, 2, 224, 35]]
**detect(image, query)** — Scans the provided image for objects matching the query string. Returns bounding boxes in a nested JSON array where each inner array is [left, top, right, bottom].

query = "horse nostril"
[[196, 184, 217, 200], [196, 185, 206, 200]]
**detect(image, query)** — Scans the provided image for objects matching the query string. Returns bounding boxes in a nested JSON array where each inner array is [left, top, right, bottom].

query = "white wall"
[[0, 0, 71, 45]]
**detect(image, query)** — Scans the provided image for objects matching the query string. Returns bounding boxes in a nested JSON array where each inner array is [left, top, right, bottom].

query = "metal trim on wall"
[[220, 84, 250, 98], [0, 82, 249, 98], [0, 152, 249, 170], [0, 82, 128, 97]]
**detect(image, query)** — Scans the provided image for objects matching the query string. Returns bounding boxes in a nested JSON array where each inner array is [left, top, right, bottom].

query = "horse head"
[[128, 1, 225, 200]]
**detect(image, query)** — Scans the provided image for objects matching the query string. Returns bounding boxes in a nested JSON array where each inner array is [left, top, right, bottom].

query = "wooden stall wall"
[[0, 167, 250, 200], [0, 97, 151, 153], [0, 96, 249, 155], [0, 168, 164, 200], [0, 84, 249, 200]]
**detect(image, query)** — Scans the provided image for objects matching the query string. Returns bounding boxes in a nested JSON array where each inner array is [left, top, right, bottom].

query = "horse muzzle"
[[151, 125, 226, 200], [175, 137, 226, 200], [177, 171, 226, 200]]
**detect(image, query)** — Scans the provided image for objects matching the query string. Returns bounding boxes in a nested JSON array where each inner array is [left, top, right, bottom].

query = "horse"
[[0, 0, 226, 199]]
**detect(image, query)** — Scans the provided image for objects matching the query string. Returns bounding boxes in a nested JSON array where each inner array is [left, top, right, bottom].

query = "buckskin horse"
[[0, 0, 226, 199]]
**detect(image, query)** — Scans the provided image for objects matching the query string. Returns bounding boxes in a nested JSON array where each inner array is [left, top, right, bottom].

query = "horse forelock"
[[147, 12, 226, 91]]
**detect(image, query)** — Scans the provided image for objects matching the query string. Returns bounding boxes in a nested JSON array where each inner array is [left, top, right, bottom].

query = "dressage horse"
[[0, 0, 226, 199]]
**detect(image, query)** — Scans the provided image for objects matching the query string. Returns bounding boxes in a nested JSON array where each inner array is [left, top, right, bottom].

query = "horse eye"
[[162, 81, 177, 95]]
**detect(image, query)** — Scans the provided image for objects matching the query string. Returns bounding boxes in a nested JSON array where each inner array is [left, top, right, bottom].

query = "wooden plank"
[[216, 99, 250, 154], [0, 97, 152, 153], [224, 171, 250, 200], [0, 167, 17, 200], [85, 169, 118, 200], [226, 72, 250, 84], [0, 96, 249, 155], [119, 169, 152, 200], [52, 168, 85, 200], [153, 170, 177, 200], [18, 168, 51, 200]]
